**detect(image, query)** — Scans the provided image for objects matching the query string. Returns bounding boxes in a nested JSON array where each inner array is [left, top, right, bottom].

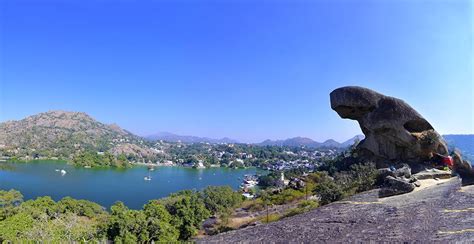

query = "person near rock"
[[432, 153, 453, 169]]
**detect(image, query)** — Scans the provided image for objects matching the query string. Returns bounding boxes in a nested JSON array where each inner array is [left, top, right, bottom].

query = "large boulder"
[[330, 86, 448, 168], [452, 150, 474, 186], [377, 164, 419, 197]]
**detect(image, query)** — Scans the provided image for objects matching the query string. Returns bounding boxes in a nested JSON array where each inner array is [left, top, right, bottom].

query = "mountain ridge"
[[145, 132, 239, 144], [257, 135, 365, 148]]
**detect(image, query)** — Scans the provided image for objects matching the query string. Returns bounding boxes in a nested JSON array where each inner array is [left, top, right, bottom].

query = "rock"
[[330, 86, 449, 169], [393, 164, 411, 178], [379, 176, 415, 198], [377, 168, 395, 184], [413, 168, 452, 180], [413, 181, 421, 187], [452, 150, 474, 185]]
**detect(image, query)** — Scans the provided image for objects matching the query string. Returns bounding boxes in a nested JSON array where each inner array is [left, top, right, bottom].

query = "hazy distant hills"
[[257, 135, 365, 148], [146, 132, 239, 144], [443, 134, 474, 161], [147, 132, 365, 148]]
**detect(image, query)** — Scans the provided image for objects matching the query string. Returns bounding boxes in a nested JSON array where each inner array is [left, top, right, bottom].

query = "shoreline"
[[1, 159, 262, 171]]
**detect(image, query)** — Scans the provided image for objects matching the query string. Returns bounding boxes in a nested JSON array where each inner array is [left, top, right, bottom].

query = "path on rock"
[[199, 177, 473, 242]]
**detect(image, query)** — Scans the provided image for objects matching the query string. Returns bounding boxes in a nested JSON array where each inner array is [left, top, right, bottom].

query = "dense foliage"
[[0, 186, 244, 242], [312, 161, 379, 205], [72, 151, 130, 168]]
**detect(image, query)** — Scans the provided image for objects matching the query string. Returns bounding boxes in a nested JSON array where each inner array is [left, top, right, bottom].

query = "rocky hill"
[[0, 111, 158, 160], [200, 177, 473, 242], [200, 86, 474, 242]]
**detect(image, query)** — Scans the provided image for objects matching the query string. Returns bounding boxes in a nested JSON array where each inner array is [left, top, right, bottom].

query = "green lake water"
[[0, 161, 263, 209]]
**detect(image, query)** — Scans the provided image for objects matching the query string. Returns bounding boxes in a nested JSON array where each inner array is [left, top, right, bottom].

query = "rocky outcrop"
[[199, 178, 474, 242], [413, 168, 453, 180], [452, 150, 474, 185], [377, 165, 418, 197], [330, 86, 474, 186], [330, 86, 448, 168]]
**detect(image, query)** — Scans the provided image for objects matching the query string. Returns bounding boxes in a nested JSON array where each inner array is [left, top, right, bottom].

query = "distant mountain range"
[[145, 132, 239, 144], [257, 135, 365, 148], [147, 132, 365, 149]]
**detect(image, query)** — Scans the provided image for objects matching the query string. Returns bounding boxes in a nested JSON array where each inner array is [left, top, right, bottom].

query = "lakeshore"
[[0, 160, 265, 209]]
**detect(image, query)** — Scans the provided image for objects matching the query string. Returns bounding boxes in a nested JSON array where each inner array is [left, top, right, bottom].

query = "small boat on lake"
[[60, 169, 67, 175], [55, 169, 60, 172], [144, 172, 152, 181]]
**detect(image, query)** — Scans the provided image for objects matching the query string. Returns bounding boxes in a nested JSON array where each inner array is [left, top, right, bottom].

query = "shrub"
[[260, 213, 281, 223], [312, 173, 344, 205]]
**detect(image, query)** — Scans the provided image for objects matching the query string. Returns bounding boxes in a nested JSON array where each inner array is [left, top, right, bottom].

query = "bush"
[[349, 162, 378, 193], [312, 173, 344, 205], [269, 188, 304, 205], [260, 213, 281, 223], [200, 186, 243, 215]]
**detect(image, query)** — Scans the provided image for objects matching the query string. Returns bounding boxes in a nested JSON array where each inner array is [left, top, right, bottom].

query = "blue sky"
[[0, 0, 472, 143]]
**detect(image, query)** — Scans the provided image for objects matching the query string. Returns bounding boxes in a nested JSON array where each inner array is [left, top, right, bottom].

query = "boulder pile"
[[378, 164, 417, 197], [330, 86, 473, 195]]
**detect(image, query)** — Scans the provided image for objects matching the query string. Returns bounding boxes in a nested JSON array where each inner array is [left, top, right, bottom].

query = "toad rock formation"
[[330, 86, 448, 169], [330, 86, 474, 186]]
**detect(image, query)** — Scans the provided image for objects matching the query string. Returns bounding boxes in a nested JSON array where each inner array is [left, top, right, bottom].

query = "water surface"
[[0, 161, 262, 209]]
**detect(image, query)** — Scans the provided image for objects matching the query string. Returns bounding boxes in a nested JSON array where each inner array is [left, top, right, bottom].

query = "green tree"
[[107, 202, 148, 242], [200, 186, 243, 215], [0, 189, 23, 220], [143, 201, 179, 241], [0, 212, 33, 242], [313, 173, 344, 205], [162, 191, 210, 240]]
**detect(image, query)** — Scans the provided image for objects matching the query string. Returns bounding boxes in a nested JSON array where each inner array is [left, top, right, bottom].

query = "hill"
[[0, 111, 158, 161], [258, 135, 364, 148], [199, 177, 474, 242], [146, 132, 238, 144]]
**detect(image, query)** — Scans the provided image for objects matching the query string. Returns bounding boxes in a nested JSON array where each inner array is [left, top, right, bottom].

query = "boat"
[[60, 169, 67, 175], [55, 169, 60, 172], [144, 171, 152, 181], [240, 174, 259, 189]]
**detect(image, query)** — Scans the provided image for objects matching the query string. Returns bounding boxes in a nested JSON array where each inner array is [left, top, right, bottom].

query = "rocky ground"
[[199, 177, 473, 242]]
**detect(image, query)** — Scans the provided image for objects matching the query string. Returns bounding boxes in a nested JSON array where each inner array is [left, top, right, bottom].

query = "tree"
[[312, 173, 344, 205], [57, 197, 105, 218], [200, 186, 243, 215], [161, 191, 210, 240], [107, 202, 148, 242], [143, 201, 179, 242], [0, 189, 23, 220], [0, 213, 33, 242]]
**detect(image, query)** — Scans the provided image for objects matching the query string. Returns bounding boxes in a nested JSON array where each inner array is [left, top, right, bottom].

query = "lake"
[[0, 161, 264, 209]]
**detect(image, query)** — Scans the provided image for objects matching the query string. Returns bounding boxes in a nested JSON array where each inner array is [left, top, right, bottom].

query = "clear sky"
[[0, 0, 472, 143]]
